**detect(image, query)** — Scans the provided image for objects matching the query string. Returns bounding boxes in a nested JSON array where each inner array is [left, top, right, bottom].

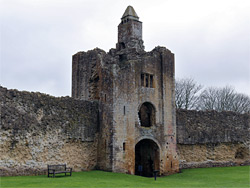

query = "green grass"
[[1, 166, 249, 188]]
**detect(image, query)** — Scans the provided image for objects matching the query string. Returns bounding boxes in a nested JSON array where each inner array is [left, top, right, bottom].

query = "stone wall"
[[176, 109, 250, 169], [1, 87, 249, 176], [0, 86, 99, 176]]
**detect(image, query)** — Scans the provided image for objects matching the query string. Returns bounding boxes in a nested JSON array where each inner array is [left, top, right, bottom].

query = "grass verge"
[[1, 166, 249, 188]]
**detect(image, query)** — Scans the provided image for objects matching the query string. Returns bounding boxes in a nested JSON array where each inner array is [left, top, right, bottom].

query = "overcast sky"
[[1, 0, 249, 96]]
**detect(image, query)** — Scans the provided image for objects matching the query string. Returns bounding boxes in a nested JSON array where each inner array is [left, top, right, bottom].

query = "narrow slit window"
[[145, 74, 149, 87], [150, 75, 153, 88], [123, 142, 126, 151], [124, 106, 126, 115], [141, 74, 144, 86]]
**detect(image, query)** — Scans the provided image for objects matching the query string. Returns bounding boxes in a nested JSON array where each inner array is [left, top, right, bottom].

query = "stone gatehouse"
[[0, 6, 249, 177], [72, 6, 179, 176]]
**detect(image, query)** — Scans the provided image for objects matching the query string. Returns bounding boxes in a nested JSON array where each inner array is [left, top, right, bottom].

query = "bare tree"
[[198, 87, 218, 110], [175, 77, 250, 113], [216, 86, 235, 111], [199, 86, 250, 113], [231, 93, 250, 113], [175, 78, 203, 110]]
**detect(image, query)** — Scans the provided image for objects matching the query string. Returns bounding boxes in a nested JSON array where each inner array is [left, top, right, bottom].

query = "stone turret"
[[121, 5, 139, 21], [116, 6, 144, 52]]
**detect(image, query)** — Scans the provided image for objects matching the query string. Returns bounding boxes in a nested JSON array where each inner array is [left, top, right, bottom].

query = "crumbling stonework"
[[72, 47, 178, 176], [0, 87, 249, 176], [1, 6, 249, 177], [0, 86, 98, 176], [176, 110, 250, 169], [72, 6, 178, 176]]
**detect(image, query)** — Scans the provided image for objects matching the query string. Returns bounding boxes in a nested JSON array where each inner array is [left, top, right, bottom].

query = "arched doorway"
[[138, 102, 155, 127], [135, 139, 160, 177]]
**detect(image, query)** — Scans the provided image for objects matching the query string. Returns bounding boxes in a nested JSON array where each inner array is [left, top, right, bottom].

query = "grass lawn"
[[1, 166, 249, 188]]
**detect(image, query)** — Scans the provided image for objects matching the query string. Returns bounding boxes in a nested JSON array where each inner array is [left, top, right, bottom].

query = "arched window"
[[138, 102, 155, 127]]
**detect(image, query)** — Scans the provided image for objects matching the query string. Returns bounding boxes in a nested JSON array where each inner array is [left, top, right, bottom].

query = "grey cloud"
[[1, 0, 249, 96]]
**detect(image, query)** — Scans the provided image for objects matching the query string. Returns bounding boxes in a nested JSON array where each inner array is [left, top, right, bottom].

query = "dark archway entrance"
[[138, 102, 155, 127], [135, 139, 160, 177]]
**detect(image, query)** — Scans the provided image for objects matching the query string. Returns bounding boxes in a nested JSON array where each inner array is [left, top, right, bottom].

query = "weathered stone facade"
[[177, 110, 250, 169], [0, 86, 99, 176], [1, 87, 249, 176], [0, 6, 249, 177], [72, 6, 178, 176]]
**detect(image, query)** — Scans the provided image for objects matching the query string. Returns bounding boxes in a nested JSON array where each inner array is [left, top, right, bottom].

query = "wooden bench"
[[47, 164, 72, 178]]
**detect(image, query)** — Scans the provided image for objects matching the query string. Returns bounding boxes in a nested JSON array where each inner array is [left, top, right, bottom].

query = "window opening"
[[138, 102, 156, 127], [141, 74, 145, 86], [141, 73, 154, 88], [119, 54, 127, 61], [120, 42, 125, 49], [150, 75, 153, 88], [123, 142, 126, 151], [145, 74, 149, 87]]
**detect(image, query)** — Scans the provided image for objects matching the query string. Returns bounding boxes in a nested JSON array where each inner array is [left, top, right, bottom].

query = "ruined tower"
[[116, 6, 144, 52], [72, 6, 179, 176]]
